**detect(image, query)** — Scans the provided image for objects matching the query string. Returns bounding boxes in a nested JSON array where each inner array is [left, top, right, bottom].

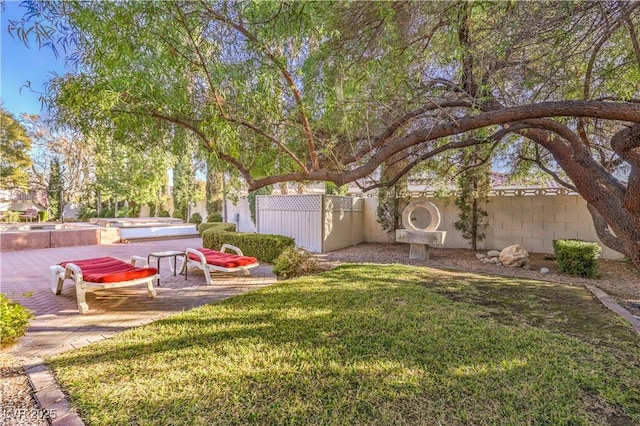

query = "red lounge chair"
[[50, 256, 159, 314], [181, 245, 259, 285]]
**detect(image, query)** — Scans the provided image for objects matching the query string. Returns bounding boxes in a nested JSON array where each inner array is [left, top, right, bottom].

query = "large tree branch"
[[342, 100, 474, 164], [513, 124, 627, 198], [586, 203, 627, 254], [611, 123, 640, 212], [363, 127, 516, 191], [243, 101, 640, 190], [352, 101, 640, 185]]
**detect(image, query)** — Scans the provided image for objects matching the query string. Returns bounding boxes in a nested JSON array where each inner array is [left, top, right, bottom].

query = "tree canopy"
[[0, 108, 32, 188], [10, 1, 640, 268]]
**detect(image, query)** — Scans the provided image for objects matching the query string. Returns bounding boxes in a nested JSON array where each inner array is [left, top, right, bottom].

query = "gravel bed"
[[0, 355, 49, 426]]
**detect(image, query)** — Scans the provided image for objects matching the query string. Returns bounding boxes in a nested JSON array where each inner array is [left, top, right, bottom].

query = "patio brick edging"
[[24, 358, 85, 426], [585, 285, 640, 337]]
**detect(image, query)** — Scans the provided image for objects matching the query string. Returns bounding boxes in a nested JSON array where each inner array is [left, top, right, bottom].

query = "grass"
[[49, 264, 640, 425]]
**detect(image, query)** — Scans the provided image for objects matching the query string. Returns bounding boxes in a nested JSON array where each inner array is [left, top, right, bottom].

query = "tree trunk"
[[471, 198, 478, 251], [530, 124, 640, 271]]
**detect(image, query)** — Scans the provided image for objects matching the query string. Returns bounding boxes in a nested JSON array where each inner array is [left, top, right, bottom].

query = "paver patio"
[[1, 237, 277, 359]]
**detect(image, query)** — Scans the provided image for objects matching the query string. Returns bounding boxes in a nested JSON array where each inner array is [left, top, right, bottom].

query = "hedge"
[[0, 294, 33, 348], [198, 222, 236, 236], [553, 239, 601, 278], [207, 213, 223, 223], [202, 229, 295, 263]]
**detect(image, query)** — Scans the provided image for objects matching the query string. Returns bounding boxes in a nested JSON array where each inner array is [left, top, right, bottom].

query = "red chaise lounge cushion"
[[60, 256, 158, 283], [188, 248, 258, 268]]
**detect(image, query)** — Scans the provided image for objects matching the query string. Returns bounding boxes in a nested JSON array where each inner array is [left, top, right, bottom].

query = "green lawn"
[[49, 264, 640, 425]]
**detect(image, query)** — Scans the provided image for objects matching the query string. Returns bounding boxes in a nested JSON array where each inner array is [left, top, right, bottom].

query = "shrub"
[[189, 212, 203, 224], [116, 207, 136, 218], [273, 247, 321, 279], [172, 209, 185, 220], [159, 210, 171, 217], [553, 239, 602, 278], [99, 208, 112, 218], [0, 294, 33, 348], [203, 230, 295, 263], [2, 210, 20, 222], [198, 222, 236, 235], [37, 210, 49, 222], [77, 205, 96, 221], [207, 212, 223, 223]]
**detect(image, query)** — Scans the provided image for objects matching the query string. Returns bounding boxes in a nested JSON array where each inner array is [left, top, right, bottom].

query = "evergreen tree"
[[454, 150, 490, 251], [205, 157, 224, 222], [248, 186, 272, 224], [172, 150, 199, 221], [47, 158, 63, 220], [377, 155, 410, 242]]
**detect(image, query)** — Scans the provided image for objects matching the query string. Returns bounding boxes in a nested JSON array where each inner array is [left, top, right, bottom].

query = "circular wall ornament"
[[401, 200, 441, 232]]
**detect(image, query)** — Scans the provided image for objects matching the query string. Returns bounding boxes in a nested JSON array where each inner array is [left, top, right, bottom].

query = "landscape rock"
[[476, 253, 487, 260], [487, 250, 501, 258], [540, 267, 550, 274], [499, 244, 530, 268]]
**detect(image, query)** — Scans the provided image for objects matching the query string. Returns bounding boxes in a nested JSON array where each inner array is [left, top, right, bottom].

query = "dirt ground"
[[319, 243, 640, 317]]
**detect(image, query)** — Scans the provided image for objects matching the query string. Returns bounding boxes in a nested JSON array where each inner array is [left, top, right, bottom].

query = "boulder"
[[476, 253, 487, 260], [487, 250, 501, 258], [499, 244, 529, 268]]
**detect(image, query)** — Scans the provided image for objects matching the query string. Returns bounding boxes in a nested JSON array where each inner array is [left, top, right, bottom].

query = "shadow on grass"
[[48, 264, 640, 425]]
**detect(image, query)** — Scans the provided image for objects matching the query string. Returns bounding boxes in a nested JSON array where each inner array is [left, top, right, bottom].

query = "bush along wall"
[[553, 239, 602, 278], [207, 213, 223, 223], [198, 222, 236, 236], [202, 229, 295, 263]]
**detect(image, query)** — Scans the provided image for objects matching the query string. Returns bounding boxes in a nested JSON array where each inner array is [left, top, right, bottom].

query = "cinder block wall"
[[363, 195, 624, 260]]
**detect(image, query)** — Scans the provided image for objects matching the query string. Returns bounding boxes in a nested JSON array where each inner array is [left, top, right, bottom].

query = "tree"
[[377, 154, 411, 242], [454, 147, 491, 251], [205, 157, 224, 221], [23, 115, 94, 210], [11, 1, 640, 269], [248, 185, 272, 224], [325, 182, 348, 196], [47, 157, 63, 219], [93, 134, 171, 217], [172, 149, 200, 220], [0, 109, 32, 188]]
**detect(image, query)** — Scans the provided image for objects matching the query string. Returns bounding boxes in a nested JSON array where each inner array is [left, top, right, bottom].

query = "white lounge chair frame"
[[50, 255, 158, 314], [180, 245, 259, 285]]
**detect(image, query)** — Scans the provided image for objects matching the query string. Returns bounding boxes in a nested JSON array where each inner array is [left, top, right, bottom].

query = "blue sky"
[[1, 1, 70, 117]]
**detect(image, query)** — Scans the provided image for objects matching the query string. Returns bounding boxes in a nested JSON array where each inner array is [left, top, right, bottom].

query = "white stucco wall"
[[362, 194, 624, 259]]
